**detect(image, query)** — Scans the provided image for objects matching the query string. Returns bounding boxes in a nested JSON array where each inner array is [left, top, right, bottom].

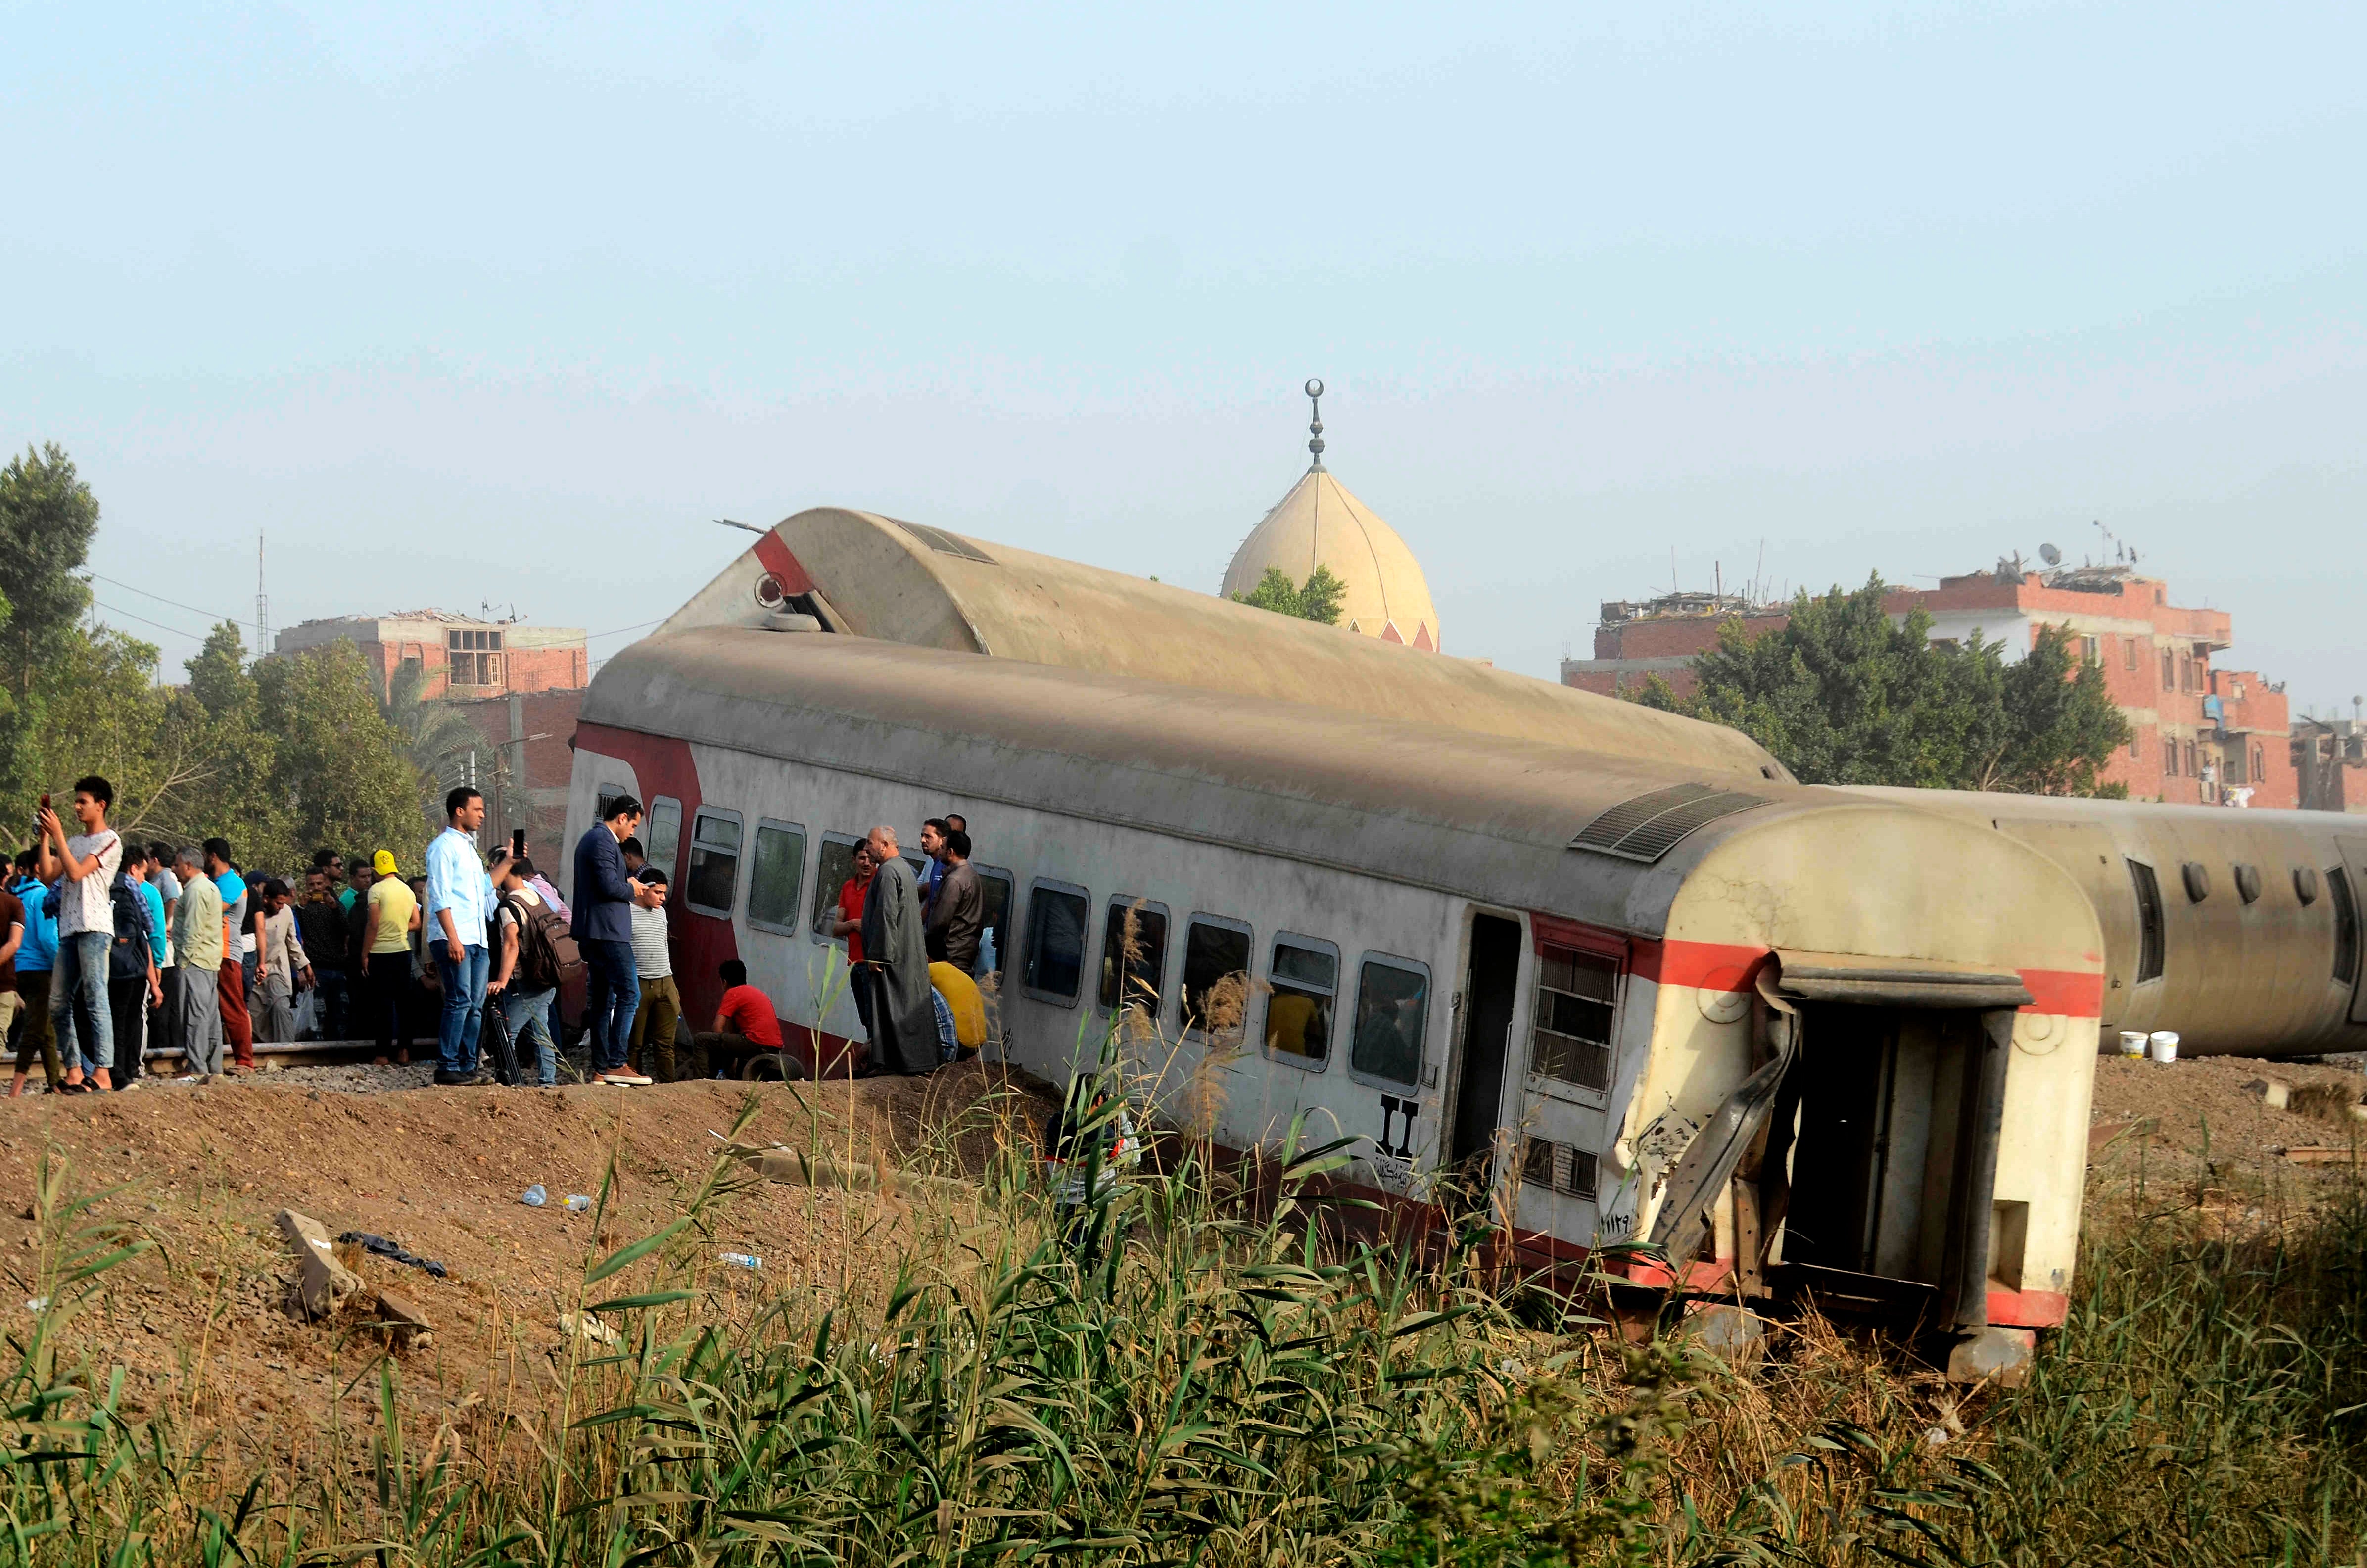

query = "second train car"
[[564, 621, 2105, 1366]]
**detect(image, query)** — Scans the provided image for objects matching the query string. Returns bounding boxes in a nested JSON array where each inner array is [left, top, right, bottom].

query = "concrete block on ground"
[[277, 1209, 363, 1319], [1684, 1303, 1766, 1365], [2242, 1078, 2291, 1111], [2291, 1083, 2365, 1124], [370, 1287, 435, 1351], [1946, 1326, 2036, 1388]]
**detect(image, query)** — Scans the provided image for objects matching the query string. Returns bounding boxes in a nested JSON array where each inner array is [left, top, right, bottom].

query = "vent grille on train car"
[[1521, 1138, 1600, 1202], [1570, 782, 1771, 862], [889, 519, 996, 564]]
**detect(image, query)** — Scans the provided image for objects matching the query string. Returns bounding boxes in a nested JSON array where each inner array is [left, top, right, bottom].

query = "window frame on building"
[[447, 627, 505, 688]]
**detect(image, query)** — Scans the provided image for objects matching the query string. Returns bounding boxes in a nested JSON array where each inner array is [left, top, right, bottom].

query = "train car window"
[[974, 866, 1013, 979], [2128, 859, 2166, 983], [1264, 934, 1339, 1068], [683, 809, 743, 918], [1349, 955, 1430, 1087], [1097, 899, 1169, 1014], [596, 784, 634, 824], [643, 797, 683, 884], [746, 820, 808, 935], [1021, 881, 1090, 1006], [809, 833, 864, 942], [1181, 915, 1252, 1037], [2181, 862, 2211, 903], [2330, 868, 2361, 988], [2234, 864, 2263, 905], [2294, 867, 2320, 906], [1530, 945, 1618, 1092]]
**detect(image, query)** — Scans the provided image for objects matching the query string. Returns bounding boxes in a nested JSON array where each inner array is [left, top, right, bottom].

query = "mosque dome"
[[1220, 381, 1441, 652]]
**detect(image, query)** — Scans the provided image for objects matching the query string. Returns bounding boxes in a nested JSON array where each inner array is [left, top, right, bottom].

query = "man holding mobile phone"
[[36, 776, 123, 1093]]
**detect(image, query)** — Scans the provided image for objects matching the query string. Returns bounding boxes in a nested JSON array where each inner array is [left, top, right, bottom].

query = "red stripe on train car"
[[572, 719, 868, 1077], [2015, 968, 2104, 1019], [750, 531, 818, 596]]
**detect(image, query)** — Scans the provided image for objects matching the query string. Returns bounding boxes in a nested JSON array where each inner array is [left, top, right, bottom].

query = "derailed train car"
[[568, 622, 2102, 1375], [646, 508, 2365, 1061]]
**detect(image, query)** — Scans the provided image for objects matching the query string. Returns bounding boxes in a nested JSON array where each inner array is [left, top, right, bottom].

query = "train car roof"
[[650, 506, 1789, 784], [587, 627, 1903, 936]]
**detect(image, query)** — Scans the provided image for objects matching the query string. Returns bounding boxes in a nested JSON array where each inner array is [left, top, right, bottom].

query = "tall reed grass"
[[4, 1079, 2363, 1565]]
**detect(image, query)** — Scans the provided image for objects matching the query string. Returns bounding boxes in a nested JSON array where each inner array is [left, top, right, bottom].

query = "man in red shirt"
[[694, 959, 796, 1078], [827, 840, 877, 1036]]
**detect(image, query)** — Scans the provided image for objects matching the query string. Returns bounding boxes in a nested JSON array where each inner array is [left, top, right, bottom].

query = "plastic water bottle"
[[718, 1251, 762, 1270], [564, 1194, 593, 1212], [521, 1185, 547, 1207]]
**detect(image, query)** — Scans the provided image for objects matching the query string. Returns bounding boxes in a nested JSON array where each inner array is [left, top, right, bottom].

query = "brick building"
[[444, 689, 584, 854], [273, 609, 590, 848], [2295, 716, 2367, 814], [273, 610, 588, 699], [1562, 563, 2297, 808]]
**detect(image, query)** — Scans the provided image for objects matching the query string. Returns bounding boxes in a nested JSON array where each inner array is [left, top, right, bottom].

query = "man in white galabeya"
[[425, 785, 497, 1086], [36, 775, 124, 1094]]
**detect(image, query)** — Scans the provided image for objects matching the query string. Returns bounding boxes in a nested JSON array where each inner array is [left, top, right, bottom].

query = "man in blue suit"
[[573, 795, 663, 1087]]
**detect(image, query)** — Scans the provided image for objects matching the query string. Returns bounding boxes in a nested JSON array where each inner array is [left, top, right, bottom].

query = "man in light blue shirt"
[[424, 786, 497, 1086]]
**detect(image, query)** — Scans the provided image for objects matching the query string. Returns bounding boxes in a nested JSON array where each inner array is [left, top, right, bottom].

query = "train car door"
[[1996, 819, 2139, 1017], [1448, 914, 1523, 1177], [2340, 842, 2367, 1025]]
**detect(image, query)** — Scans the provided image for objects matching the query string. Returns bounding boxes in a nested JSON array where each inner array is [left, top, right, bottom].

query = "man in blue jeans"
[[424, 786, 496, 1086], [572, 794, 662, 1087], [37, 775, 125, 1093]]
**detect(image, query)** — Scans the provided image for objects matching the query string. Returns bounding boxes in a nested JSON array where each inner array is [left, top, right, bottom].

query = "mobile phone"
[[38, 794, 48, 811], [511, 828, 527, 859]]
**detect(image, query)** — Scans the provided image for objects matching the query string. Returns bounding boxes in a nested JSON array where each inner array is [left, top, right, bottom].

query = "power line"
[[86, 573, 241, 626], [92, 599, 210, 642], [587, 618, 664, 641]]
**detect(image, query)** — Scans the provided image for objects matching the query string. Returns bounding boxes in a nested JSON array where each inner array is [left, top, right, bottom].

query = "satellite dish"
[[2038, 542, 2062, 567]]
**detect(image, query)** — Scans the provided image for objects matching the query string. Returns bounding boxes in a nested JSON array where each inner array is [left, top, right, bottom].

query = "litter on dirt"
[[337, 1232, 450, 1279]]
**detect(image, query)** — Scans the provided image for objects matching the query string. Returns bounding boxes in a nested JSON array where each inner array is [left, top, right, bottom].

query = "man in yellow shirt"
[[361, 851, 421, 1066]]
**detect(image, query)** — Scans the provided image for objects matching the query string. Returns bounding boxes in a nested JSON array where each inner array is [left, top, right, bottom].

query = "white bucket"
[[2148, 1030, 2180, 1064], [2119, 1031, 2148, 1058]]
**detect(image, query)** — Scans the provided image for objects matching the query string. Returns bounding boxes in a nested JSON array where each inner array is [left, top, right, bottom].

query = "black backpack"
[[108, 882, 146, 980], [504, 892, 582, 992]]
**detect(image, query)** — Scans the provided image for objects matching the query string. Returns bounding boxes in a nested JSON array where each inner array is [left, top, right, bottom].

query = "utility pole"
[[255, 532, 269, 656]]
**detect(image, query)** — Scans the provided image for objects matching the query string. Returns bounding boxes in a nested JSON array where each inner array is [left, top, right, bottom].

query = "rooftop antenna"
[[255, 532, 268, 656], [1304, 379, 1326, 471], [1671, 547, 1679, 595], [1753, 538, 1766, 605]]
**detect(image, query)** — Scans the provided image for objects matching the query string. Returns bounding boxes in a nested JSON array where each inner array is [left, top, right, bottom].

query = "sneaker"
[[433, 1069, 467, 1086], [597, 1070, 653, 1087]]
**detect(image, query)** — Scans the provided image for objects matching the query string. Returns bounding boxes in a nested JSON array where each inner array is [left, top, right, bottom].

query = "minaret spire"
[[1304, 378, 1326, 471]]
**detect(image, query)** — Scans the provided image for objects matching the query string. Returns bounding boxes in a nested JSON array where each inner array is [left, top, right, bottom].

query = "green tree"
[[0, 444, 100, 800], [1630, 574, 2130, 795], [1231, 564, 1347, 625], [256, 640, 428, 862]]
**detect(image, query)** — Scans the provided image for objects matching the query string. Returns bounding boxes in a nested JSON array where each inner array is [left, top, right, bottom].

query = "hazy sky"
[[6, 2, 2362, 711]]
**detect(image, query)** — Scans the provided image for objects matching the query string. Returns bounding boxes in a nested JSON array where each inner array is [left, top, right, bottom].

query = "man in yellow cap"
[[361, 850, 420, 1064]]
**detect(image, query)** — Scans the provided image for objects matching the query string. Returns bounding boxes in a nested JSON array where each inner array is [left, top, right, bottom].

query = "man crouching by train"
[[572, 794, 665, 1088]]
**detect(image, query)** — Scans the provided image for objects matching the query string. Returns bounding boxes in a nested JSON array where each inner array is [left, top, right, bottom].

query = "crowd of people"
[[0, 776, 992, 1093]]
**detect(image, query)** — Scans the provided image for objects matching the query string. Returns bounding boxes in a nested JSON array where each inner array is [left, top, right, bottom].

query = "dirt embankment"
[[2089, 1053, 2367, 1162], [0, 1063, 1051, 1470]]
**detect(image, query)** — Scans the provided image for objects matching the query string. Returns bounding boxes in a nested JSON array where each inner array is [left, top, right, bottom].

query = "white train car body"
[[564, 627, 2104, 1341]]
